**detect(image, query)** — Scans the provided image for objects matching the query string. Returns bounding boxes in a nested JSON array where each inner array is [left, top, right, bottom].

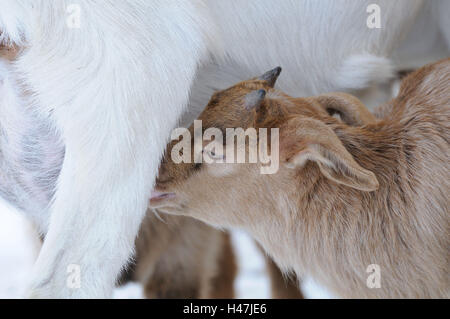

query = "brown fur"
[[313, 92, 377, 126], [151, 60, 450, 298], [122, 212, 237, 299], [125, 212, 298, 299], [0, 45, 18, 61], [262, 249, 304, 299]]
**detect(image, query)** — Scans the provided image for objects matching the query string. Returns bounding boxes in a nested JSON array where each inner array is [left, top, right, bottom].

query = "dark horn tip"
[[259, 67, 283, 87]]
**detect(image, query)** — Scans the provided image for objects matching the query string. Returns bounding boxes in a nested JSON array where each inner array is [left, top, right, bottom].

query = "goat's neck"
[[250, 123, 402, 279]]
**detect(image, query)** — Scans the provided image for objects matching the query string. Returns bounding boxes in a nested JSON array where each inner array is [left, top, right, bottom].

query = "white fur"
[[1, 0, 215, 298], [393, 0, 450, 69], [334, 54, 394, 90], [185, 0, 430, 122], [0, 0, 447, 298], [0, 58, 60, 229]]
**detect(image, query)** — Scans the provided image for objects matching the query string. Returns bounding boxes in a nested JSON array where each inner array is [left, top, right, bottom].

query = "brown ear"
[[282, 118, 379, 192], [315, 93, 377, 126]]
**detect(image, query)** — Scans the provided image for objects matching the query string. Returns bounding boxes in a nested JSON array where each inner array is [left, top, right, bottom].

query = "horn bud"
[[259, 67, 282, 87]]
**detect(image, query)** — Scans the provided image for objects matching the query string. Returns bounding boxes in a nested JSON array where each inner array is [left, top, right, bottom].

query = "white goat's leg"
[[2, 1, 215, 298]]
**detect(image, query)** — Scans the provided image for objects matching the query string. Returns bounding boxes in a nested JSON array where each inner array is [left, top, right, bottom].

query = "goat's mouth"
[[149, 190, 176, 207]]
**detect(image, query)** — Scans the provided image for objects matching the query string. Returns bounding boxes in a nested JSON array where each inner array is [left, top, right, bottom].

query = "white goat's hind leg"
[[3, 1, 215, 298]]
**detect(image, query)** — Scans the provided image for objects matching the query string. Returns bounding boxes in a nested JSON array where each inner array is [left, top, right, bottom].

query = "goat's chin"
[[149, 201, 185, 217]]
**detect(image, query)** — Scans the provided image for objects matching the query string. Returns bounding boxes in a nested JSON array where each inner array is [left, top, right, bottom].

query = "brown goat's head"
[[149, 68, 378, 223]]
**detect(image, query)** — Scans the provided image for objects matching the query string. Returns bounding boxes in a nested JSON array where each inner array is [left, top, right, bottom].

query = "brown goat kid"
[[150, 60, 450, 298]]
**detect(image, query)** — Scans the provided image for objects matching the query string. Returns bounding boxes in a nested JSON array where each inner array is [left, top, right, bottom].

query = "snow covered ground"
[[0, 199, 333, 299]]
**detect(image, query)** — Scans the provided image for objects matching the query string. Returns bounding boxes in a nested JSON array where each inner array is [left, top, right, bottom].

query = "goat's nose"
[[150, 190, 176, 201]]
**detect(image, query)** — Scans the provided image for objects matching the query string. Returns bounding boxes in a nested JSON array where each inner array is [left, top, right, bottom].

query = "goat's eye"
[[205, 149, 225, 161]]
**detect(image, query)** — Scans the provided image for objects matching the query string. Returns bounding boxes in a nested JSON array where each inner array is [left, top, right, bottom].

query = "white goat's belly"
[[0, 114, 64, 232], [0, 61, 64, 232]]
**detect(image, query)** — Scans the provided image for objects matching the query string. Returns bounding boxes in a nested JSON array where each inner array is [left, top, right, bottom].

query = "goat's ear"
[[245, 89, 266, 111], [314, 93, 377, 126], [282, 118, 379, 192]]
